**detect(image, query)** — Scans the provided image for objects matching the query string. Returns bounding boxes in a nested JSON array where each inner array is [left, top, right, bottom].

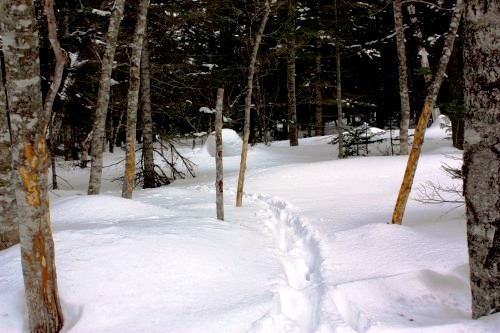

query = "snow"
[[203, 128, 243, 157], [2, 117, 500, 333]]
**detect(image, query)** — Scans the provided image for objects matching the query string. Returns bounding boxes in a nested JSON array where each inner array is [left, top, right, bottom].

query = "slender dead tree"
[[215, 88, 224, 221], [236, 0, 271, 207], [463, 0, 500, 319], [391, 0, 465, 225], [314, 40, 324, 136], [287, 38, 298, 147], [88, 0, 126, 195], [334, 0, 344, 158], [1, 1, 64, 330], [393, 0, 410, 155], [141, 38, 155, 189], [122, 0, 150, 199]]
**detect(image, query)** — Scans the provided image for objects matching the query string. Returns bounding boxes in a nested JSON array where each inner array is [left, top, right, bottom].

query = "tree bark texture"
[[1, 1, 64, 331], [0, 58, 19, 250], [334, 0, 344, 158], [287, 39, 298, 147], [122, 0, 150, 199], [314, 42, 324, 136], [141, 39, 155, 189], [463, 0, 500, 319], [88, 0, 125, 195], [215, 88, 224, 221], [236, 0, 270, 207], [393, 0, 410, 155], [391, 0, 464, 225]]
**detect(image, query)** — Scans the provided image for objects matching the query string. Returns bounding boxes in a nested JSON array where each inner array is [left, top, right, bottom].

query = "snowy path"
[[248, 194, 324, 332]]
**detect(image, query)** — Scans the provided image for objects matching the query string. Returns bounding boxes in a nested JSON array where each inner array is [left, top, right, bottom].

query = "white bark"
[[393, 0, 411, 155], [0, 57, 19, 250], [1, 1, 64, 330], [215, 88, 224, 221], [88, 0, 126, 195]]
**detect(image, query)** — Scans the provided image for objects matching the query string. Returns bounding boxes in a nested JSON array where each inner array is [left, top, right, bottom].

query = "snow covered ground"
[[1, 117, 500, 332]]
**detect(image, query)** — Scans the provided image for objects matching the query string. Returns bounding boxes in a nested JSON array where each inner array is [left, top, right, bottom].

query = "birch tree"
[[88, 0, 125, 195], [215, 88, 224, 221], [0, 57, 19, 250], [1, 0, 64, 330], [463, 0, 500, 319], [236, 0, 270, 207], [122, 0, 150, 199], [393, 0, 410, 155], [391, 0, 464, 225]]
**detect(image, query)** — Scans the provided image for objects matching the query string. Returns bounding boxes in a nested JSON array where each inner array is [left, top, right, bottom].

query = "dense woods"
[[0, 0, 498, 331]]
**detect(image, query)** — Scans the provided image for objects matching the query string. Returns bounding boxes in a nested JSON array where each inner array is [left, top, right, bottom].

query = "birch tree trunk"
[[463, 0, 500, 319], [1, 1, 64, 330], [88, 0, 125, 195], [236, 0, 270, 207], [0, 58, 19, 250], [393, 0, 410, 155], [287, 39, 298, 147], [122, 0, 150, 199], [141, 38, 155, 189], [215, 88, 224, 221], [391, 0, 464, 225], [314, 41, 324, 136]]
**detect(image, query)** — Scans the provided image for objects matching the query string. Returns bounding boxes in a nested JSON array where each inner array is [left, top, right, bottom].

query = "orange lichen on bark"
[[19, 138, 49, 208], [19, 166, 41, 207]]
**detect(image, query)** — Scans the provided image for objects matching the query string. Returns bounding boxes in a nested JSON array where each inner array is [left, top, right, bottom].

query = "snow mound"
[[203, 128, 242, 157], [51, 195, 172, 226]]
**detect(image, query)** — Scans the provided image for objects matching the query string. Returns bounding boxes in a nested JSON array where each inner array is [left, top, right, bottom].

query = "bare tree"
[[236, 0, 271, 207], [215, 88, 224, 220], [88, 0, 126, 195], [314, 41, 324, 136], [141, 38, 156, 189], [391, 0, 464, 225], [1, 1, 64, 330], [0, 57, 19, 250], [122, 0, 150, 199], [393, 0, 410, 155], [463, 0, 500, 319], [334, 0, 344, 158], [287, 38, 298, 146]]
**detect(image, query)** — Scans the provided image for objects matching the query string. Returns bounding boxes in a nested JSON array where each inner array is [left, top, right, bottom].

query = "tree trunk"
[[334, 0, 344, 158], [236, 0, 270, 207], [0, 58, 19, 250], [88, 0, 125, 195], [463, 0, 500, 319], [141, 39, 155, 189], [287, 39, 298, 147], [314, 41, 324, 136], [215, 88, 224, 221], [391, 0, 464, 225], [122, 0, 150, 199], [393, 0, 411, 155], [63, 122, 73, 161], [1, 1, 64, 330]]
